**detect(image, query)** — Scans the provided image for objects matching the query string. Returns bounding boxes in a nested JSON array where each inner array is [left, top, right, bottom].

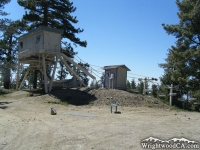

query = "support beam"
[[38, 69, 50, 82], [60, 53, 96, 80], [73, 65, 77, 87], [16, 62, 20, 90], [42, 54, 48, 93], [49, 55, 58, 92], [59, 55, 86, 87], [19, 67, 30, 89]]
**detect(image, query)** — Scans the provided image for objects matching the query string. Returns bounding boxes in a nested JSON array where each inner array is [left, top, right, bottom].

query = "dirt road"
[[0, 91, 199, 150]]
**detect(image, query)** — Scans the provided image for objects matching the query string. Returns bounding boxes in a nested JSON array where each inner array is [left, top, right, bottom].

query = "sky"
[[3, 0, 179, 85]]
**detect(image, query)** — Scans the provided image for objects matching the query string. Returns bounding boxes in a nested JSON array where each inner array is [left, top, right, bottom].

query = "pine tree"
[[77, 62, 90, 86], [0, 20, 25, 89], [137, 82, 144, 94], [0, 0, 10, 16], [0, 0, 10, 34], [151, 84, 158, 98], [126, 80, 131, 91], [159, 0, 200, 99], [131, 79, 136, 90]]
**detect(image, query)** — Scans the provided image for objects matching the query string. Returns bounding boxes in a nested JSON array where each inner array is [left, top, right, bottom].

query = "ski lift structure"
[[138, 77, 158, 95], [16, 26, 96, 93]]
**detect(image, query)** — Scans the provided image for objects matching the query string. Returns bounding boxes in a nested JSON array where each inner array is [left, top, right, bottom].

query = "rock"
[[51, 108, 57, 115]]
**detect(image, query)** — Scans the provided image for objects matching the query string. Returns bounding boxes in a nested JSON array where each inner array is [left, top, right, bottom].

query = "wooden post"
[[59, 55, 86, 87], [49, 55, 58, 92], [143, 78, 146, 95], [73, 65, 77, 87], [38, 69, 50, 82], [19, 67, 30, 89], [42, 54, 48, 93], [60, 53, 96, 80], [112, 79, 114, 89]]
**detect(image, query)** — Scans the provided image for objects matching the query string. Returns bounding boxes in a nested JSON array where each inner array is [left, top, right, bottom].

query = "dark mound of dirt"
[[47, 87, 169, 109]]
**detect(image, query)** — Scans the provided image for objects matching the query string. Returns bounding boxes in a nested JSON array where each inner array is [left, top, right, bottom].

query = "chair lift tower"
[[16, 26, 96, 93]]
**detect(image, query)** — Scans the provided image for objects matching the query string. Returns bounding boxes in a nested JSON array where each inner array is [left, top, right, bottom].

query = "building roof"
[[18, 26, 63, 40], [103, 65, 131, 71]]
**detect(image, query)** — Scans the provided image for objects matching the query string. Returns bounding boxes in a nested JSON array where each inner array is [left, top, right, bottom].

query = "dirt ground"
[[0, 90, 200, 150]]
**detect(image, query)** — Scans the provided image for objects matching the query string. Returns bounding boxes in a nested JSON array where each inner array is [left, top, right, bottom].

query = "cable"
[[128, 72, 157, 79], [127, 72, 147, 77], [89, 64, 103, 68], [127, 76, 140, 79]]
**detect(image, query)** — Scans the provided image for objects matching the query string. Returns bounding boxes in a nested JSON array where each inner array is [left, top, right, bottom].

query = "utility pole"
[[138, 77, 157, 95], [168, 83, 177, 106], [143, 78, 146, 95]]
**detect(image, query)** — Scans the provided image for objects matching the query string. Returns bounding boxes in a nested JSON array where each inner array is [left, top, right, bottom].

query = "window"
[[20, 42, 23, 48], [36, 34, 41, 43]]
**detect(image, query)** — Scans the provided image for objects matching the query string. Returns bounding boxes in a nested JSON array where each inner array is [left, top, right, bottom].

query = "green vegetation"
[[89, 101, 94, 105], [159, 0, 200, 103], [105, 102, 109, 105], [146, 104, 153, 108]]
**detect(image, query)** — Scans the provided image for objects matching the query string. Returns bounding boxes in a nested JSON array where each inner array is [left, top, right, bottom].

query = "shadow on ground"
[[0, 101, 12, 109], [49, 88, 97, 106], [26, 88, 97, 106]]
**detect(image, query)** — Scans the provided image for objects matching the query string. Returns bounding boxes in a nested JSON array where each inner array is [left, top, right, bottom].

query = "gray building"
[[18, 26, 63, 59], [103, 65, 130, 89]]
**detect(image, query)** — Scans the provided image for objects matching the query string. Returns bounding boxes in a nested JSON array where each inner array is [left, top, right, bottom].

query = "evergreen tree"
[[0, 20, 25, 89], [77, 62, 90, 86], [137, 82, 144, 94], [131, 79, 136, 89], [100, 72, 105, 87], [126, 80, 131, 91], [0, 0, 10, 16], [159, 0, 200, 99], [0, 0, 10, 33], [151, 84, 158, 98]]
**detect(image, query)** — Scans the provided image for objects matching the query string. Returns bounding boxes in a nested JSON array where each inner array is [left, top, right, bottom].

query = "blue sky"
[[4, 0, 179, 84]]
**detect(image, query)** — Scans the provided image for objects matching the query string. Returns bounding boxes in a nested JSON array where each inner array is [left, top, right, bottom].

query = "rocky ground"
[[0, 88, 199, 150]]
